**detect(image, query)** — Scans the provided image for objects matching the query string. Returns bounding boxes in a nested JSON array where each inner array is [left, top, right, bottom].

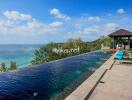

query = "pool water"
[[0, 50, 113, 100]]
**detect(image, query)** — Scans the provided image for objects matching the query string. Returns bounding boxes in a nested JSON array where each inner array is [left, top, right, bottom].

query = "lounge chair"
[[128, 51, 132, 59], [115, 50, 125, 60], [115, 50, 132, 64]]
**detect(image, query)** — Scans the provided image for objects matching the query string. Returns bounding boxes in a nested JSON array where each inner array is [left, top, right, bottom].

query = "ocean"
[[0, 44, 42, 68]]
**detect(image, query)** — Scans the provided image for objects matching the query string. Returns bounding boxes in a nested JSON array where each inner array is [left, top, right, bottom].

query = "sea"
[[0, 44, 42, 68]]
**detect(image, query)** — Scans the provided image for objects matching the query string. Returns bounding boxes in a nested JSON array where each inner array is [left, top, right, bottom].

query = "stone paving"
[[89, 62, 132, 100]]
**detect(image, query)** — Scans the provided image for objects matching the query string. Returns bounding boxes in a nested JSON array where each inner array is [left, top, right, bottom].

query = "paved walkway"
[[65, 52, 132, 100], [89, 62, 132, 100]]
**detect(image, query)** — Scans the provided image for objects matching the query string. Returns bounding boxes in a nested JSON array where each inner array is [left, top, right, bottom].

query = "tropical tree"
[[31, 37, 112, 65]]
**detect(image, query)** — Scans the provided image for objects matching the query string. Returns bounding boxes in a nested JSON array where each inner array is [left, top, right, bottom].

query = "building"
[[108, 29, 132, 49]]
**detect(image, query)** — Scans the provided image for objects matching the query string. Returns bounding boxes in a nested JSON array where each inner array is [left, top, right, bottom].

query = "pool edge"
[[65, 52, 117, 100]]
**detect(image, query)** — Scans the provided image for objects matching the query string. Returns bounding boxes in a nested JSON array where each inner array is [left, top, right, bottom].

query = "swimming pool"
[[0, 50, 113, 100]]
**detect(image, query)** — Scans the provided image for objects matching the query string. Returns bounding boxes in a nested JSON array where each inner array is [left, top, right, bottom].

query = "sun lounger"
[[115, 51, 125, 60], [115, 50, 132, 64], [115, 55, 123, 60], [128, 52, 132, 59]]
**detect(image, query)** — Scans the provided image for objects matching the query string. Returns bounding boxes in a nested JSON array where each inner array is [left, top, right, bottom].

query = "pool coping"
[[65, 52, 117, 100]]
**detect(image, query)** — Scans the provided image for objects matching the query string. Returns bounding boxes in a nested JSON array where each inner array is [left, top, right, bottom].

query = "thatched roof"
[[108, 29, 132, 37]]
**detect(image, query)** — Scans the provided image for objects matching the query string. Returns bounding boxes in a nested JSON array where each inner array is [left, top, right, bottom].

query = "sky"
[[0, 0, 132, 44]]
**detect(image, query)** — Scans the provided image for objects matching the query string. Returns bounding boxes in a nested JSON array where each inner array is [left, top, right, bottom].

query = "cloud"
[[49, 21, 63, 27], [0, 20, 15, 28], [3, 10, 32, 21], [0, 8, 132, 43], [0, 19, 63, 37], [105, 23, 119, 30], [80, 26, 99, 35], [104, 23, 119, 34], [0, 10, 65, 36], [50, 8, 71, 20], [107, 13, 112, 16], [117, 8, 125, 14], [0, 21, 59, 36], [88, 16, 100, 22], [27, 20, 41, 28], [69, 26, 100, 37]]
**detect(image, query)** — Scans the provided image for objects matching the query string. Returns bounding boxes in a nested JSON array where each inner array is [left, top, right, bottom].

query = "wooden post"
[[128, 37, 130, 49], [113, 37, 116, 49]]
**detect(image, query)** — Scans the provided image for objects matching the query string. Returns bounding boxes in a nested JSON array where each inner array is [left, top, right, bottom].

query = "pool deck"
[[65, 52, 132, 100]]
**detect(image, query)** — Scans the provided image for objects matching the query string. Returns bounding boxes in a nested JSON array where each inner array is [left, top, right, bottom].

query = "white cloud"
[[0, 19, 63, 36], [107, 13, 112, 16], [0, 8, 131, 43], [69, 26, 100, 36], [0, 20, 15, 28], [88, 16, 100, 22], [117, 8, 125, 14], [49, 21, 63, 27], [81, 27, 99, 34], [104, 23, 119, 34], [50, 8, 71, 20], [27, 20, 41, 28], [3, 10, 32, 21], [105, 23, 119, 29], [0, 10, 65, 36], [0, 18, 39, 35]]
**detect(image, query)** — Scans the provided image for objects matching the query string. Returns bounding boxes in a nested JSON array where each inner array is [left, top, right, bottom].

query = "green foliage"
[[0, 63, 7, 72], [10, 61, 17, 70], [0, 61, 18, 72], [31, 43, 63, 64], [32, 37, 112, 65]]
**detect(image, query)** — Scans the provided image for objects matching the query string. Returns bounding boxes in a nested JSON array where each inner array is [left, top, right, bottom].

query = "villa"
[[109, 29, 132, 50]]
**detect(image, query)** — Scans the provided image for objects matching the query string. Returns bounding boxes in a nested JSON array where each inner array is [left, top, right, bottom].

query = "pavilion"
[[109, 29, 132, 49]]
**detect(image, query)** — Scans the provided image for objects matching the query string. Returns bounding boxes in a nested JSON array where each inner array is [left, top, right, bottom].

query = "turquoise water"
[[0, 50, 113, 100], [0, 45, 41, 68]]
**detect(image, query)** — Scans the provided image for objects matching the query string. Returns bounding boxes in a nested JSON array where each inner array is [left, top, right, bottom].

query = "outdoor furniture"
[[115, 50, 132, 64], [109, 29, 132, 49], [128, 51, 132, 59], [115, 51, 125, 60]]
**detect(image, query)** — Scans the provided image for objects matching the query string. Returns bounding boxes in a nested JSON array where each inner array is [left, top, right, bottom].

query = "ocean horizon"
[[0, 44, 42, 68]]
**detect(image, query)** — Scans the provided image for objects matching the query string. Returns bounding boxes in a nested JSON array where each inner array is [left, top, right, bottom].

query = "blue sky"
[[0, 0, 132, 44]]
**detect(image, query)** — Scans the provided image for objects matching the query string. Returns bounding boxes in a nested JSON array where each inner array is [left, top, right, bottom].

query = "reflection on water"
[[0, 50, 113, 100]]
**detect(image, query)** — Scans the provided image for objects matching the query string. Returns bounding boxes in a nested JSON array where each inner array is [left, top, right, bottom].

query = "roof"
[[108, 29, 132, 37]]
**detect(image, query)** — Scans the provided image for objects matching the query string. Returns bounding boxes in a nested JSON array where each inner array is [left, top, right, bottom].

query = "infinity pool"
[[0, 51, 113, 100]]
